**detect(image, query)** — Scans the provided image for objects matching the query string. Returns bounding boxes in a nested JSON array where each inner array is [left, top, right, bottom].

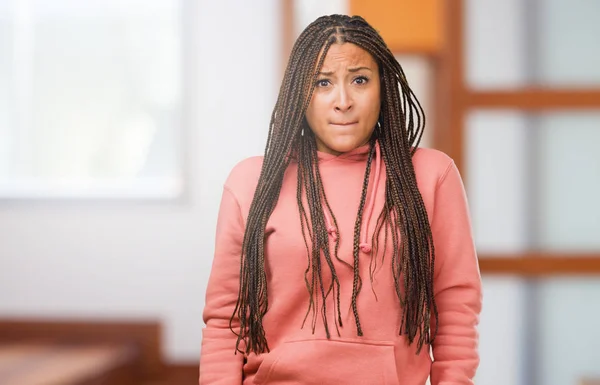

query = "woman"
[[200, 14, 481, 385]]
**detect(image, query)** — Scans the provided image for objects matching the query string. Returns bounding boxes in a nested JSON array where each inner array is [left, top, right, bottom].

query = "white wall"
[[0, 0, 279, 363]]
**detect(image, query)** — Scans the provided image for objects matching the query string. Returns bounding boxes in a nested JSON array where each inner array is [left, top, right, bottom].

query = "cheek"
[[358, 93, 381, 122], [306, 98, 327, 129], [371, 101, 381, 119], [368, 91, 381, 120]]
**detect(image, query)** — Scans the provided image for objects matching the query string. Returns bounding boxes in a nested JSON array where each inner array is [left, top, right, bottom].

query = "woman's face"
[[305, 43, 381, 156]]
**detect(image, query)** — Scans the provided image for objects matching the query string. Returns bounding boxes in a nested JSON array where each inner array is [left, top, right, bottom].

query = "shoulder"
[[412, 147, 455, 183], [223, 155, 264, 201], [410, 147, 462, 211]]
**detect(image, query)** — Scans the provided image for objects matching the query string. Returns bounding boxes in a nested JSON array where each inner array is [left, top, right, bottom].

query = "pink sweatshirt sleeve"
[[430, 160, 482, 385], [199, 186, 245, 384]]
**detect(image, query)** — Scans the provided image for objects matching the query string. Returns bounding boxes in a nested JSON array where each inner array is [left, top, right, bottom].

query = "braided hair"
[[231, 14, 438, 356]]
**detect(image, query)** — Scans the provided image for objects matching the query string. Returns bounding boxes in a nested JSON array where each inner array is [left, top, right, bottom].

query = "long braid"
[[232, 14, 438, 355], [349, 142, 376, 336]]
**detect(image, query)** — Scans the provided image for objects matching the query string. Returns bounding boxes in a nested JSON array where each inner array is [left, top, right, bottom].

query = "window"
[[441, 1, 600, 384], [0, 0, 185, 198]]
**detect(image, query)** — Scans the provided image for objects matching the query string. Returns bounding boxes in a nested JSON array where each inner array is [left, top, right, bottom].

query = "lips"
[[330, 121, 358, 126]]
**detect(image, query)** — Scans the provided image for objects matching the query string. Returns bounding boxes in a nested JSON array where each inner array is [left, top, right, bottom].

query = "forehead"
[[318, 43, 377, 71]]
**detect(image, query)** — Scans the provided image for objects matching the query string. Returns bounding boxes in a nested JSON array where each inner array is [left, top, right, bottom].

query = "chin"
[[324, 137, 367, 153]]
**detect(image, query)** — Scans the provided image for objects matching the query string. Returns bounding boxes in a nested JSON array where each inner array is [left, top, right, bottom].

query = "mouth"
[[330, 121, 358, 126]]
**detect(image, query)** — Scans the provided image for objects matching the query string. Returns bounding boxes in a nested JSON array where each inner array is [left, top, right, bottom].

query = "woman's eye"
[[354, 76, 369, 85], [316, 79, 330, 87]]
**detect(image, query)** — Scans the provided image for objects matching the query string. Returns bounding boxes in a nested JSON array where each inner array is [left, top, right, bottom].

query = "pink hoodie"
[[200, 143, 482, 385]]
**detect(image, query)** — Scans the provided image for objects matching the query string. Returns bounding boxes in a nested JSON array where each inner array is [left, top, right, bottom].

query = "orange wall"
[[350, 0, 442, 53]]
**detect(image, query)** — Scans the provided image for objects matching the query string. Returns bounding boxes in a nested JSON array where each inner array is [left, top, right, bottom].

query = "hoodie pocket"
[[253, 338, 400, 385]]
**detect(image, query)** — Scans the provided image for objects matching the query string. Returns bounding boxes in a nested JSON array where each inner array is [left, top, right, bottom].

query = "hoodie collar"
[[316, 142, 373, 163]]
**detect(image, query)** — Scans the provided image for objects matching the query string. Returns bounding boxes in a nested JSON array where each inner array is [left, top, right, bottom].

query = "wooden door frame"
[[438, 0, 600, 275]]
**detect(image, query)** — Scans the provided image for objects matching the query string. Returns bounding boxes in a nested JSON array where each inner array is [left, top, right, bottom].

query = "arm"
[[199, 186, 245, 384], [430, 160, 483, 385]]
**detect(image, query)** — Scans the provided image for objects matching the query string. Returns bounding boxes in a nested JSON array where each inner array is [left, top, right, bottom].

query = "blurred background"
[[0, 0, 599, 384]]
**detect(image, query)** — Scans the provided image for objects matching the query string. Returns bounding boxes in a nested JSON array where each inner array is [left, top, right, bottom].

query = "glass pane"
[[0, 0, 183, 197], [467, 110, 600, 252], [537, 112, 600, 251], [537, 0, 600, 87], [466, 0, 600, 88], [475, 277, 527, 385], [538, 278, 600, 385], [465, 0, 527, 89], [465, 110, 530, 253]]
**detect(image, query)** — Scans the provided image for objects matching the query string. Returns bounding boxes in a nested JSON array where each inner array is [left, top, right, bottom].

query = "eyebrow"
[[317, 66, 374, 76]]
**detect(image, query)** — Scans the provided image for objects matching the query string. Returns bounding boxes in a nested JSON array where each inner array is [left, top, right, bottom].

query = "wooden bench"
[[0, 319, 165, 385], [0, 340, 139, 385]]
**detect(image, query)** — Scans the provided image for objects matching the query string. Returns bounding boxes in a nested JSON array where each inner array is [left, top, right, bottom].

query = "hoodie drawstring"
[[324, 142, 382, 254], [359, 142, 381, 254], [324, 208, 338, 242]]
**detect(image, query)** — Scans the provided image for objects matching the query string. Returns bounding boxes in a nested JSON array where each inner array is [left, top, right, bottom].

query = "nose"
[[334, 85, 352, 112]]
